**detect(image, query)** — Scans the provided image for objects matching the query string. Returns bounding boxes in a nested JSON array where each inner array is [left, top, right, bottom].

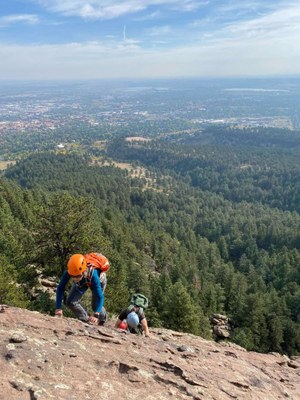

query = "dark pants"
[[66, 283, 107, 323]]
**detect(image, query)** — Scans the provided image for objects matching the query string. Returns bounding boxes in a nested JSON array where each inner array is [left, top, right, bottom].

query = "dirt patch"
[[113, 162, 134, 170], [92, 158, 165, 192], [0, 160, 16, 170], [93, 141, 107, 150]]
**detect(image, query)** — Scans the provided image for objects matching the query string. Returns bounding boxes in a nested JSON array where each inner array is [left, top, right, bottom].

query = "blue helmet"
[[127, 311, 139, 328]]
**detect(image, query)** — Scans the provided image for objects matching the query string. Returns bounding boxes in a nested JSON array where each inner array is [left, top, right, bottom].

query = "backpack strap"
[[86, 265, 95, 287], [127, 304, 135, 313], [128, 304, 142, 315]]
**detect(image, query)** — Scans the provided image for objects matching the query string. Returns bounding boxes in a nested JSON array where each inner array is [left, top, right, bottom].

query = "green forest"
[[1, 125, 300, 355]]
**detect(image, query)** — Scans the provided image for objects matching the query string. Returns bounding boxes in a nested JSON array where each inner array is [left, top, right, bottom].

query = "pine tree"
[[0, 256, 29, 307], [165, 281, 201, 336], [33, 192, 106, 274]]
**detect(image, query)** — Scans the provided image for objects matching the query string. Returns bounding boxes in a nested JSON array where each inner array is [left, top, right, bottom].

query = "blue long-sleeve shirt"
[[56, 270, 104, 312]]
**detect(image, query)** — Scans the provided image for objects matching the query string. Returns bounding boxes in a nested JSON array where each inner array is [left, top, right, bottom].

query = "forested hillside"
[[107, 128, 300, 212], [2, 134, 300, 355]]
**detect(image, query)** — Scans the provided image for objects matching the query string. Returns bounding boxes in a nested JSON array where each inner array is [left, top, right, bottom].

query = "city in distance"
[[1, 77, 300, 161], [1, 78, 300, 128]]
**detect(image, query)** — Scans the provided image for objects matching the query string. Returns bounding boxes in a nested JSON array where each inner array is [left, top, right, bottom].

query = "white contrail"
[[123, 25, 126, 40]]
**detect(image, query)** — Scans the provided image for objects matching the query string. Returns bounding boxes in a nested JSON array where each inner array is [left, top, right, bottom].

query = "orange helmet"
[[67, 254, 87, 276]]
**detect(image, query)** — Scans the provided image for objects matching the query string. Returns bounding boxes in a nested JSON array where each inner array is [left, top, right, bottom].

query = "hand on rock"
[[88, 316, 98, 324], [55, 309, 63, 318]]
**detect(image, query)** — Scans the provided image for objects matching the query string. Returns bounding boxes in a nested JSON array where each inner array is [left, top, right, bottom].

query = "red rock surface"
[[0, 306, 299, 399]]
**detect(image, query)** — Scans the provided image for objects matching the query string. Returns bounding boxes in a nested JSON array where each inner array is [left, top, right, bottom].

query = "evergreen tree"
[[0, 256, 29, 307], [165, 281, 202, 336], [33, 192, 106, 274]]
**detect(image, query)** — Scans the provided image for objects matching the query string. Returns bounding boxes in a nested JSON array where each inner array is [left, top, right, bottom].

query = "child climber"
[[115, 293, 150, 337]]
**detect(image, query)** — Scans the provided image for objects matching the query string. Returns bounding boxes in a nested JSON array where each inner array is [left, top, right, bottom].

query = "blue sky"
[[0, 0, 300, 80]]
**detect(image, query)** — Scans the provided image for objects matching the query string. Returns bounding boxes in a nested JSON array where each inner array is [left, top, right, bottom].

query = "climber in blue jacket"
[[55, 254, 105, 324]]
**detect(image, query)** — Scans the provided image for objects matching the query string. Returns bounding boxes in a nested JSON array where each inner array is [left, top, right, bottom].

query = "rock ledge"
[[0, 306, 299, 399]]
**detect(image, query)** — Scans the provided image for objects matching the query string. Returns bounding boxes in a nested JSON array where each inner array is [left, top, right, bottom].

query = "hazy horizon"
[[1, 1, 300, 80]]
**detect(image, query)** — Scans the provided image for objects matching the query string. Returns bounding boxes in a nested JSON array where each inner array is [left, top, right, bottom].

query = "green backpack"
[[130, 293, 149, 309]]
